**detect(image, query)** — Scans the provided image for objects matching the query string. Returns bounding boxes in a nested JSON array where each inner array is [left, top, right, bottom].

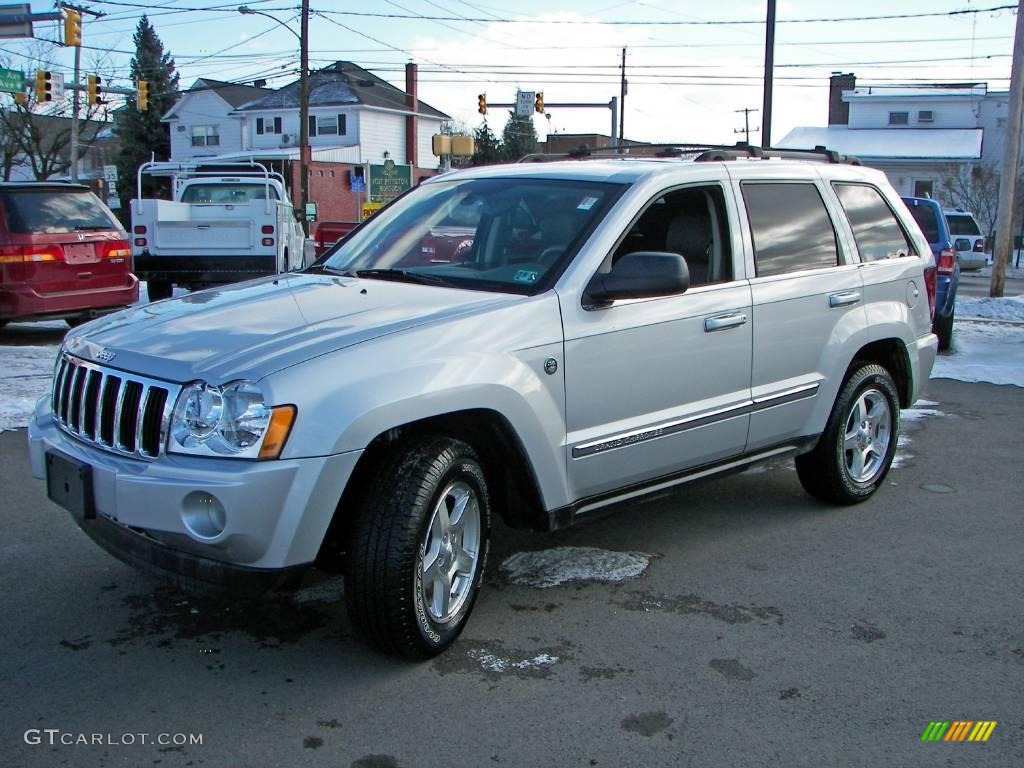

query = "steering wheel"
[[538, 245, 566, 265]]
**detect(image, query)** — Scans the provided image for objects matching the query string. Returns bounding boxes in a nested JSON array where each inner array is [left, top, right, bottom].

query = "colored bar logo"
[[921, 721, 997, 742]]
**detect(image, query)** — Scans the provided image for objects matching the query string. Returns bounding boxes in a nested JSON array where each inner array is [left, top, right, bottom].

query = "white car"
[[944, 209, 987, 270]]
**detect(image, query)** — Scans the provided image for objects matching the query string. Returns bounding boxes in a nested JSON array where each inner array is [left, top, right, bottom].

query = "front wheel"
[[796, 363, 900, 505], [345, 436, 491, 658]]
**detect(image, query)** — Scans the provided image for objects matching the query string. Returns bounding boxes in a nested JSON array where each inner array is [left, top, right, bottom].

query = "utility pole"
[[761, 0, 776, 148], [990, 0, 1024, 297], [619, 47, 627, 144], [60, 3, 104, 183], [299, 0, 310, 234], [734, 107, 760, 144]]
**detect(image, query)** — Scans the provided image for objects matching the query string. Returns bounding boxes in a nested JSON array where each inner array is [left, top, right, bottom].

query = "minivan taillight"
[[100, 241, 131, 259], [0, 245, 63, 264], [937, 248, 957, 276], [974, 239, 985, 253], [923, 267, 937, 321]]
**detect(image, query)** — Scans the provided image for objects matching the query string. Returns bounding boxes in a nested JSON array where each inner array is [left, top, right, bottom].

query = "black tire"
[[345, 435, 491, 658], [65, 315, 92, 328], [796, 363, 900, 505], [146, 280, 173, 302], [934, 307, 954, 351]]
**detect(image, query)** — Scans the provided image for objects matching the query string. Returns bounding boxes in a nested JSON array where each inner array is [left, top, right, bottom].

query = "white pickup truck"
[[130, 161, 306, 301]]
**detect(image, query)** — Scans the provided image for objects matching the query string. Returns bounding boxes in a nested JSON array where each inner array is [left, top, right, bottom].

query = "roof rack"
[[516, 142, 861, 166]]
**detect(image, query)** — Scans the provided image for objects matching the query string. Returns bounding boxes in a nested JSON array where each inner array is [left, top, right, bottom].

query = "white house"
[[162, 79, 272, 161]]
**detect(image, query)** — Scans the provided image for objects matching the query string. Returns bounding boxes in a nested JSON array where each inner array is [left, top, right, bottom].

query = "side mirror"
[[586, 251, 690, 305]]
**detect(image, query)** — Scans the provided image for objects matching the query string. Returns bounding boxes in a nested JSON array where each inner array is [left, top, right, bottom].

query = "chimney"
[[405, 62, 418, 169], [828, 72, 856, 125]]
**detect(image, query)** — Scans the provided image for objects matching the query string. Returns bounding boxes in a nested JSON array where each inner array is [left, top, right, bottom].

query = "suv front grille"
[[52, 355, 179, 460]]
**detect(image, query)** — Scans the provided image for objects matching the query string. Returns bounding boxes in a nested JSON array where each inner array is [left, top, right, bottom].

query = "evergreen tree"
[[116, 16, 179, 206], [471, 120, 502, 165], [501, 112, 538, 162]]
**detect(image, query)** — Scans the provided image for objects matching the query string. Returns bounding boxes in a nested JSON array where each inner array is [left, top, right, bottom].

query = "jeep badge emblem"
[[95, 348, 116, 362], [544, 358, 558, 375]]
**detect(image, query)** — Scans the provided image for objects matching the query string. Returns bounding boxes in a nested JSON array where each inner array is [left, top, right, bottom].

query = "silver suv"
[[29, 146, 938, 658]]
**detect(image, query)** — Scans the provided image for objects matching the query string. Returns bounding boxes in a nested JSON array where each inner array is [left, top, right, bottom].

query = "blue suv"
[[902, 196, 959, 350]]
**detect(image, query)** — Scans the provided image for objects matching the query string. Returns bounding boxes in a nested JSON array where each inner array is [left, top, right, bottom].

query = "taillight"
[[0, 245, 63, 263], [262, 237, 274, 246], [261, 225, 274, 235], [134, 238, 147, 247], [937, 248, 956, 276], [100, 241, 132, 259], [134, 225, 147, 235], [923, 267, 937, 321], [974, 239, 985, 253]]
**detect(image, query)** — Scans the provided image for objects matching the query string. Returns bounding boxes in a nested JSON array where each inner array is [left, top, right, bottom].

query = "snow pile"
[[956, 295, 1024, 322], [893, 401, 945, 469], [500, 546, 650, 588], [0, 345, 59, 432], [932, 321, 1024, 387], [468, 649, 559, 673]]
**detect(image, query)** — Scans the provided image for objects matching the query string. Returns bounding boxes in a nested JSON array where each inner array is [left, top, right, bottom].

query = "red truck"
[[312, 221, 358, 258]]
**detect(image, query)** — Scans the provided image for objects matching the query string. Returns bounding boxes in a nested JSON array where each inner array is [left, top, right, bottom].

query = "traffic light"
[[87, 75, 103, 105], [137, 80, 149, 111], [477, 93, 486, 115], [35, 70, 52, 102], [64, 9, 82, 47], [535, 91, 544, 113]]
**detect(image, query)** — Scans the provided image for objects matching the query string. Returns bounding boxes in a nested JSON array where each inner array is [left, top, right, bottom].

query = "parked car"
[[944, 209, 987, 271], [312, 220, 358, 259], [30, 147, 938, 658], [902, 196, 959, 350], [0, 182, 137, 329]]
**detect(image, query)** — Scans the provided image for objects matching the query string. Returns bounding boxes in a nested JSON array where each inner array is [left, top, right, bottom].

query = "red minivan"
[[0, 182, 137, 328]]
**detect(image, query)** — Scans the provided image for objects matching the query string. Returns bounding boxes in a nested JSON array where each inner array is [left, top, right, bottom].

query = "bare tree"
[[940, 162, 1003, 236]]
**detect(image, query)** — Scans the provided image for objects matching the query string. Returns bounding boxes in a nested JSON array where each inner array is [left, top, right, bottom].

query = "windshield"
[[946, 214, 980, 236], [179, 183, 279, 204], [907, 203, 939, 243], [321, 176, 625, 293], [0, 188, 122, 234]]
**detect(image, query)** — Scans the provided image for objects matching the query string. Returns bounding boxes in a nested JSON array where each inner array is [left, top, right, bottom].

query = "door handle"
[[704, 312, 748, 332], [829, 291, 861, 308]]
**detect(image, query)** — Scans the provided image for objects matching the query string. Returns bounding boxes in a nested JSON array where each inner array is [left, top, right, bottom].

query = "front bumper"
[[29, 398, 362, 589], [910, 332, 939, 402]]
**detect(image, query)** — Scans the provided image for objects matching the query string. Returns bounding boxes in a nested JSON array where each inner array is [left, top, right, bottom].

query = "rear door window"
[[833, 183, 914, 261], [741, 182, 839, 277], [906, 204, 939, 243], [1, 188, 121, 234]]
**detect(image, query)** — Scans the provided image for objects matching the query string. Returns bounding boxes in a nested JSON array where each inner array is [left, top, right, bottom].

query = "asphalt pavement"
[[1, 378, 1021, 767]]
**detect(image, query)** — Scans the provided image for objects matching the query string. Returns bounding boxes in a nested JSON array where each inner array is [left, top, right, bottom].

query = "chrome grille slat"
[[50, 354, 179, 461]]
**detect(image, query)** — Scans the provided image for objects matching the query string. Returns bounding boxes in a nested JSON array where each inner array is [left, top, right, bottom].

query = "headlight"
[[170, 381, 295, 459]]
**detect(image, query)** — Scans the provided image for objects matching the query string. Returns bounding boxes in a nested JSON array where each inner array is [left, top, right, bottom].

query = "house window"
[[256, 117, 282, 135], [190, 125, 220, 147], [308, 114, 347, 137], [918, 110, 934, 123], [888, 111, 909, 126], [913, 180, 934, 198]]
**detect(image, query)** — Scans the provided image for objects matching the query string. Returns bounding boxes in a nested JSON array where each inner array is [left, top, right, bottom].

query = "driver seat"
[[665, 210, 712, 286]]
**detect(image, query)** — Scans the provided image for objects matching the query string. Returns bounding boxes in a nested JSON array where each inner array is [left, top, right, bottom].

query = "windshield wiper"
[[353, 268, 452, 286], [72, 225, 110, 231]]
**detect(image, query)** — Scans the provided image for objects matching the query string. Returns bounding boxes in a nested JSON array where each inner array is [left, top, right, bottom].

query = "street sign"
[[350, 176, 365, 193], [0, 67, 23, 94], [103, 165, 118, 183], [0, 3, 32, 39], [362, 202, 383, 220], [515, 90, 535, 118], [107, 195, 120, 210], [367, 159, 411, 203], [50, 71, 64, 100]]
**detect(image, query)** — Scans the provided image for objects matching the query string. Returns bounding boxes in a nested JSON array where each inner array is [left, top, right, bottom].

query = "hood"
[[64, 273, 519, 384]]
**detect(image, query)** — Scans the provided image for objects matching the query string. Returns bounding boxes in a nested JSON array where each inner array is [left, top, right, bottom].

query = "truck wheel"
[[795, 363, 899, 506], [934, 307, 954, 351], [346, 435, 491, 658], [147, 281, 173, 301]]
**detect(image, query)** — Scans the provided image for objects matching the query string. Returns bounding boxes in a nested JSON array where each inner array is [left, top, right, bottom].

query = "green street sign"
[[0, 67, 24, 94], [368, 159, 412, 203]]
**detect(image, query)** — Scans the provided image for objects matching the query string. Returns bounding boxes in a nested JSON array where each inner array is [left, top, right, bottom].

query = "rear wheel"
[[146, 280, 173, 302], [934, 307, 954, 351], [796, 363, 899, 505], [345, 435, 491, 658]]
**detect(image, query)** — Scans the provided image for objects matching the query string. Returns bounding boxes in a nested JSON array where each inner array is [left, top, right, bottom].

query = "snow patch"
[[468, 649, 559, 673], [900, 408, 944, 421], [956, 295, 1024, 323], [500, 546, 650, 589], [932, 321, 1024, 387], [0, 345, 59, 432]]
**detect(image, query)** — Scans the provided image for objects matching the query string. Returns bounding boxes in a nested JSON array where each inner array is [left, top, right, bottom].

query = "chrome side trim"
[[575, 445, 799, 516], [572, 383, 819, 459]]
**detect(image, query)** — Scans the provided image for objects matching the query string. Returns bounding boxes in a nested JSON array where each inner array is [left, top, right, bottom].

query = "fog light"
[[181, 491, 227, 540]]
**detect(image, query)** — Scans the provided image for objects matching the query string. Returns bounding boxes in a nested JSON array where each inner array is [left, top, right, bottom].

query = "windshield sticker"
[[577, 196, 599, 211], [514, 269, 539, 284]]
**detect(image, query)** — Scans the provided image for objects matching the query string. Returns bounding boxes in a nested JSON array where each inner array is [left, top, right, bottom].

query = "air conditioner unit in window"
[[176, 125, 186, 132], [281, 134, 292, 144], [918, 110, 934, 123]]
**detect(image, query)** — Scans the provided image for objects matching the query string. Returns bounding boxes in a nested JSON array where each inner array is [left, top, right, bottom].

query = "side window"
[[833, 183, 913, 261], [741, 182, 839, 277], [611, 185, 733, 287]]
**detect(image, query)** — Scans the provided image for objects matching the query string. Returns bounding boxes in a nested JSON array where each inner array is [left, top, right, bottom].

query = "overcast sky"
[[3, 1, 1017, 145]]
